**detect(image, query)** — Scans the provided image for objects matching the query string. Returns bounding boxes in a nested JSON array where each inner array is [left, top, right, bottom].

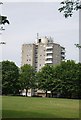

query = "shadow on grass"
[[2, 110, 58, 118], [2, 110, 80, 120]]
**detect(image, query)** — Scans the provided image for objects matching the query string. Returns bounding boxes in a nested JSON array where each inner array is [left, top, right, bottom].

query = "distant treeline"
[[1, 60, 81, 99]]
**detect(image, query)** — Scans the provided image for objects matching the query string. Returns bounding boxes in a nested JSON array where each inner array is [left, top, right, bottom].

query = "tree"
[[0, 16, 10, 25], [2, 60, 20, 95], [0, 2, 10, 44], [58, 0, 81, 49], [54, 60, 81, 98], [37, 64, 54, 97], [0, 2, 10, 25], [75, 44, 81, 49], [19, 64, 36, 97], [58, 0, 81, 18], [48, 78, 62, 98], [36, 61, 80, 98]]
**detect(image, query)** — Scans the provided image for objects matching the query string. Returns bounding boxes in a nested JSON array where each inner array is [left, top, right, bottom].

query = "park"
[[1, 60, 81, 118], [2, 96, 79, 118], [0, 0, 81, 119]]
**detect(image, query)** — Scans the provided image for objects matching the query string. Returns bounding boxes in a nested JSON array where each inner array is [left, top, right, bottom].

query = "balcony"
[[61, 51, 65, 54], [46, 51, 53, 54], [45, 61, 53, 64], [45, 56, 53, 59], [61, 51, 65, 58], [61, 56, 65, 60], [46, 46, 53, 49], [61, 50, 65, 54], [61, 54, 65, 57], [61, 48, 65, 53]]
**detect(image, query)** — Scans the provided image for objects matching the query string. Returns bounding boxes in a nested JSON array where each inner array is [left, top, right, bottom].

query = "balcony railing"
[[45, 61, 53, 64], [46, 46, 53, 49], [61, 56, 65, 60], [45, 56, 53, 59], [61, 48, 65, 53], [61, 54, 65, 57], [46, 51, 53, 54]]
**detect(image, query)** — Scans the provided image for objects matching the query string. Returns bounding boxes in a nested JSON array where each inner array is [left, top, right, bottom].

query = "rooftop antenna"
[[37, 33, 39, 40], [0, 2, 3, 4]]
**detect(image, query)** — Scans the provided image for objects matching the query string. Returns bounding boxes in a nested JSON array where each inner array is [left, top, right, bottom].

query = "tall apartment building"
[[22, 36, 65, 71], [21, 36, 65, 96]]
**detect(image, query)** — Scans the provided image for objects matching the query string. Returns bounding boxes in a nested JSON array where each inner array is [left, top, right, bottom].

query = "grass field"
[[2, 96, 79, 118]]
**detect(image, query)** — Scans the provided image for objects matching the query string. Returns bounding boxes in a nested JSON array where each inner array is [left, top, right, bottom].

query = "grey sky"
[[1, 2, 79, 67]]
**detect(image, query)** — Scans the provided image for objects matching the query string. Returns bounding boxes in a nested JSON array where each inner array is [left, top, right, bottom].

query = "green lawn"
[[2, 96, 79, 118]]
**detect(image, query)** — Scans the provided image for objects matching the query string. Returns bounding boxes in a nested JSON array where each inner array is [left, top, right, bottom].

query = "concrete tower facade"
[[22, 36, 65, 71]]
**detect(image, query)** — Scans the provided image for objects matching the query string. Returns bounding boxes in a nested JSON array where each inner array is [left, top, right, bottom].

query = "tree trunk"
[[26, 89, 28, 97], [51, 92, 53, 98], [46, 90, 47, 97]]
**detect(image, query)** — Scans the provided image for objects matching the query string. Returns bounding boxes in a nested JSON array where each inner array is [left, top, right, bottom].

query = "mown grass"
[[2, 96, 79, 118]]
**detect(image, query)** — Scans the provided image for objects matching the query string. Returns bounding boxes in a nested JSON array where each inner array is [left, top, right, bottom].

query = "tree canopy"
[[19, 64, 36, 96], [58, 0, 81, 49], [37, 60, 81, 98], [0, 2, 10, 25], [1, 60, 80, 98], [58, 0, 81, 18], [53, 60, 80, 98], [2, 60, 20, 95], [0, 2, 10, 34], [36, 64, 54, 97], [0, 16, 10, 25]]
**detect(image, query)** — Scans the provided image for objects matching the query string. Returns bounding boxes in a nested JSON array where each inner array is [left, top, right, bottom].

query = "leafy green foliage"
[[19, 64, 36, 96], [75, 44, 81, 49], [2, 60, 20, 95], [36, 64, 54, 96], [0, 2, 10, 33], [58, 0, 81, 18], [0, 16, 10, 25], [37, 60, 81, 98], [53, 60, 81, 98], [1, 60, 80, 98]]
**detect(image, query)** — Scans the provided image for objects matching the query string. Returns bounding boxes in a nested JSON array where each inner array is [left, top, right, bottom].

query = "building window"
[[39, 39, 41, 43]]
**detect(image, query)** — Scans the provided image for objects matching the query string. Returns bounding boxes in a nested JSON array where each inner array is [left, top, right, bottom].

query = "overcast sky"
[[0, 2, 79, 67]]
